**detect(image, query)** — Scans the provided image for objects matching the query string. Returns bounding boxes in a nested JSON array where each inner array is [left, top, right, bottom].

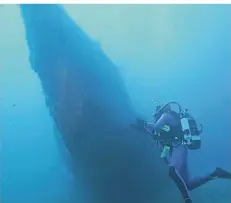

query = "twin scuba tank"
[[154, 102, 203, 150]]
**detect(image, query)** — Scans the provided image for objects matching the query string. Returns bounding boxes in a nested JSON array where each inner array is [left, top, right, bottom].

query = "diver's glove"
[[130, 118, 147, 133], [136, 118, 147, 127], [144, 122, 155, 134]]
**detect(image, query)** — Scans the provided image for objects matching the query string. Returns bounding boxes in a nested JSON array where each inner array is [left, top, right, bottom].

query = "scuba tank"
[[153, 101, 203, 150], [180, 109, 203, 150]]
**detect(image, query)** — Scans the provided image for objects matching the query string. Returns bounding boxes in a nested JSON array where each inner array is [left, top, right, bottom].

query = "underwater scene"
[[1, 4, 231, 203]]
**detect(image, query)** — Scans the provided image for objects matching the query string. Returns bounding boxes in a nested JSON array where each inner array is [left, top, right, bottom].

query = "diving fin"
[[212, 167, 231, 179]]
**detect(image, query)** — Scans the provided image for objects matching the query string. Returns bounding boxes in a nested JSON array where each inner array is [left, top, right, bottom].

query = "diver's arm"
[[145, 113, 172, 134]]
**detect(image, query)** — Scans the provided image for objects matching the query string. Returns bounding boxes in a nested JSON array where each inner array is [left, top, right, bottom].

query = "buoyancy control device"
[[154, 102, 203, 150]]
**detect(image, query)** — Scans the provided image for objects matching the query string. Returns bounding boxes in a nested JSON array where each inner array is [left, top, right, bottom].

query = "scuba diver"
[[134, 101, 231, 203]]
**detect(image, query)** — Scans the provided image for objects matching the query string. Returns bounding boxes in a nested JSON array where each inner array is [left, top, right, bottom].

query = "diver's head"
[[153, 103, 172, 120], [162, 104, 171, 112], [156, 103, 172, 114]]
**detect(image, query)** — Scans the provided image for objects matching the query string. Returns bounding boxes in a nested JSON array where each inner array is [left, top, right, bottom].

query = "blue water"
[[1, 4, 231, 203]]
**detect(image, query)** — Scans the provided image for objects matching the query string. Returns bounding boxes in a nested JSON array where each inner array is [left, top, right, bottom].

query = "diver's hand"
[[130, 118, 148, 134], [144, 122, 154, 134], [136, 118, 146, 127]]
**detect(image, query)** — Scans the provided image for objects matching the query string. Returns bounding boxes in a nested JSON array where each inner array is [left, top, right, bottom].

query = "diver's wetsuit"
[[145, 111, 227, 203]]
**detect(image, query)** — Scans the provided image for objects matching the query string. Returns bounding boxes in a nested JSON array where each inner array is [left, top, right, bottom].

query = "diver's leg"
[[186, 174, 214, 191], [187, 167, 231, 191], [169, 145, 191, 202]]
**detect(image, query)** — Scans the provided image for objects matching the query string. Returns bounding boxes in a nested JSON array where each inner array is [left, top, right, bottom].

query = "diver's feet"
[[211, 167, 231, 179], [184, 198, 192, 203]]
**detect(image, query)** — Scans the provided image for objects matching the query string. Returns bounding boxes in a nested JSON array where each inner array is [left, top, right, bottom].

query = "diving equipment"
[[153, 101, 203, 150], [161, 146, 170, 159], [180, 108, 203, 150]]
